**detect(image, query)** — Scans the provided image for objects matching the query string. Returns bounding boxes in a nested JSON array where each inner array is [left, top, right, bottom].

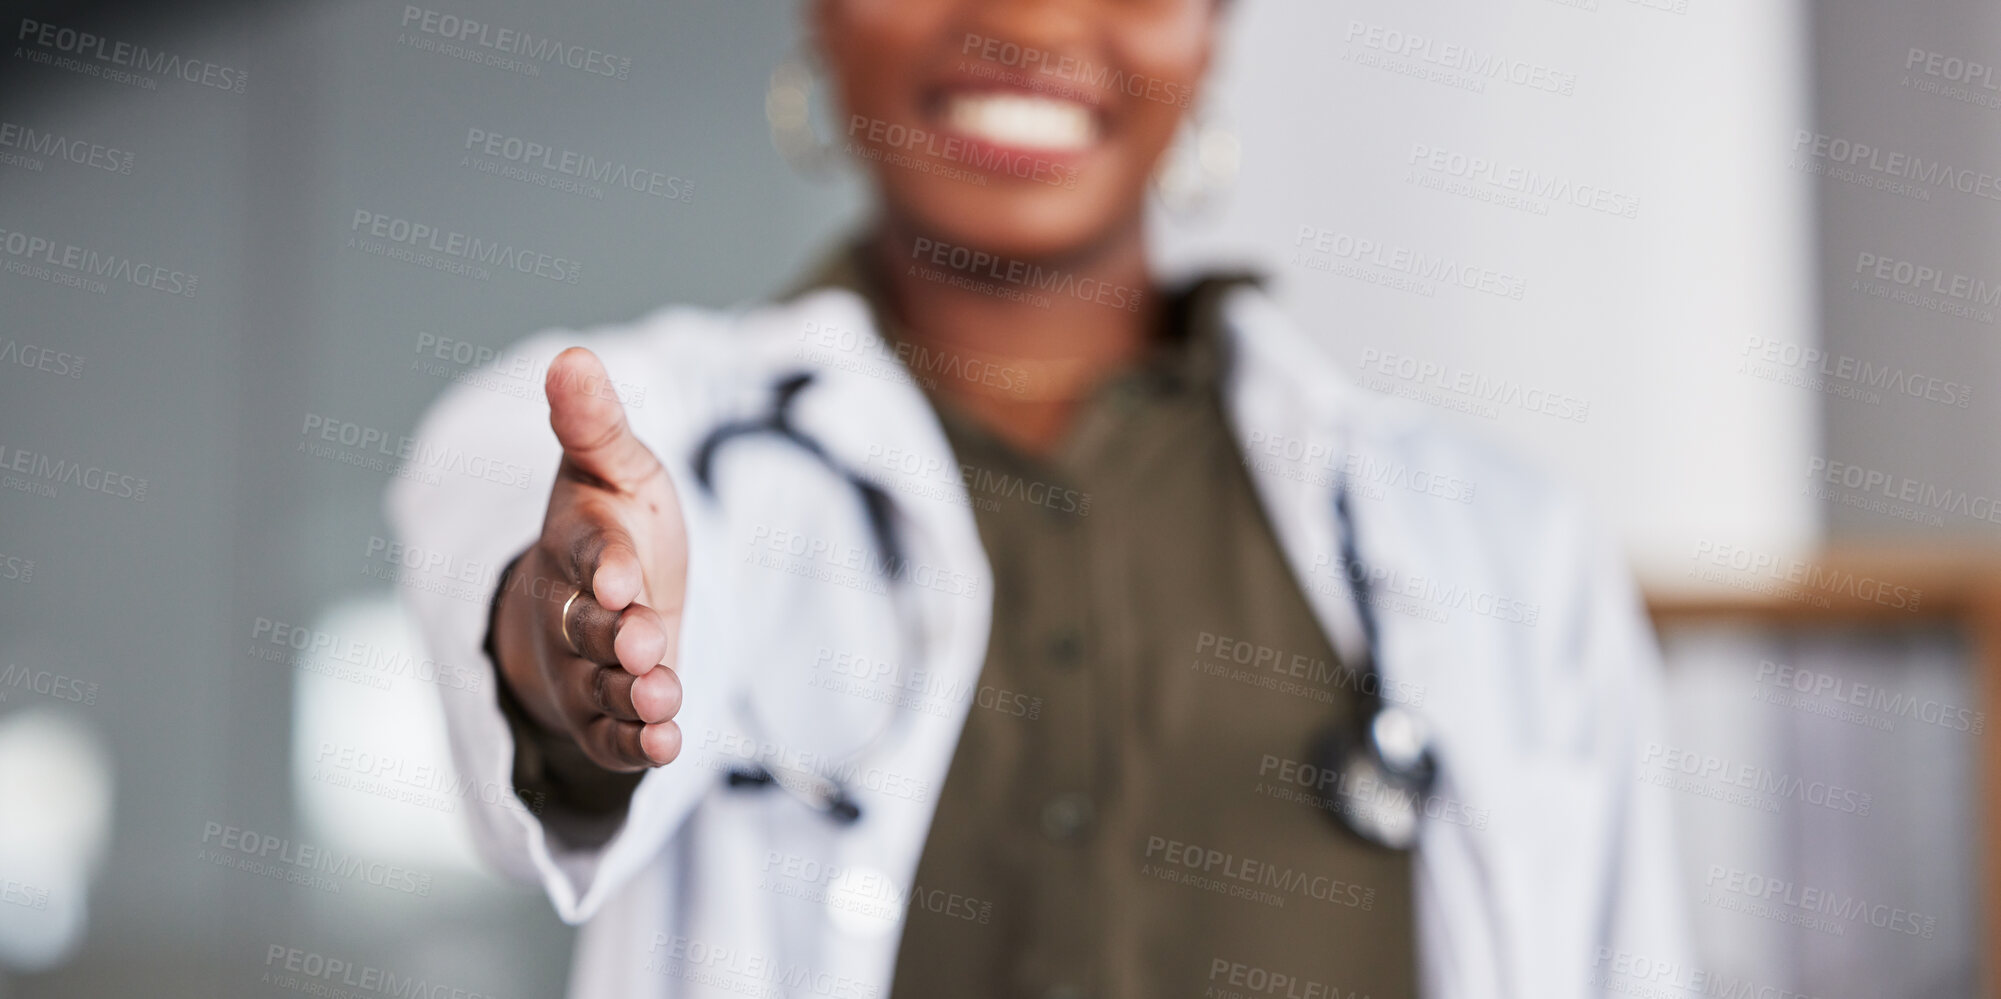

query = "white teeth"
[[943, 92, 1098, 152]]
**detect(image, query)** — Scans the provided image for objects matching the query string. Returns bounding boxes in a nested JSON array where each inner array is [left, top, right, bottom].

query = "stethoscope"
[[1306, 480, 1439, 851], [693, 371, 917, 826], [694, 372, 1439, 850]]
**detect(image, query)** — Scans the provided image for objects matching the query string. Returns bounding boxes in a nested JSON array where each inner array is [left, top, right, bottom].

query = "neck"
[[865, 218, 1161, 455]]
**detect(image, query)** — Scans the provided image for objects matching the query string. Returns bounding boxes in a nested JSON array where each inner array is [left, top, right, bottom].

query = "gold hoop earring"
[[766, 51, 838, 179], [1153, 109, 1240, 218]]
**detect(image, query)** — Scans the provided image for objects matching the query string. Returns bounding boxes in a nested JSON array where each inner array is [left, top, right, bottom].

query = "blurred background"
[[0, 0, 1996, 996]]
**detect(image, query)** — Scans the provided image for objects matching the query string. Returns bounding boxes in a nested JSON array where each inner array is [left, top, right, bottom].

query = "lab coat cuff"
[[521, 450, 734, 925]]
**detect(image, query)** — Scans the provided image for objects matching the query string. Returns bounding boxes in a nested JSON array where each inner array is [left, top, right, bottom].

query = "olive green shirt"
[[804, 248, 1418, 999]]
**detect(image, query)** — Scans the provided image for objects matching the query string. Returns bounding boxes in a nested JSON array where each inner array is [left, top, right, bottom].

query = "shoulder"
[[1218, 283, 1611, 639], [1219, 281, 1590, 545]]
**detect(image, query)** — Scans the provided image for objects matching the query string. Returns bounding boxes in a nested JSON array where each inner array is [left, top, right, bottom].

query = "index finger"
[[549, 496, 646, 612]]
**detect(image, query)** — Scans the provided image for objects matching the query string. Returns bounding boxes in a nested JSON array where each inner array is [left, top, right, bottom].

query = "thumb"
[[546, 347, 660, 488]]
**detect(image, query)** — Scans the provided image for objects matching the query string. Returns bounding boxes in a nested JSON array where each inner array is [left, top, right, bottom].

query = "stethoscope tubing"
[[699, 373, 1436, 848]]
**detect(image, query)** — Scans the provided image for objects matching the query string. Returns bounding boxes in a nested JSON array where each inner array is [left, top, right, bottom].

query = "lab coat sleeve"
[[383, 312, 741, 925], [1572, 512, 1696, 989]]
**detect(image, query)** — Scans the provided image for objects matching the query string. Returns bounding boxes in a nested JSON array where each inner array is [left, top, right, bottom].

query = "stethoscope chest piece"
[[1312, 704, 1438, 852]]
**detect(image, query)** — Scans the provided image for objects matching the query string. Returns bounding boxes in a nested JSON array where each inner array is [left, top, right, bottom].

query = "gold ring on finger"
[[560, 587, 587, 655]]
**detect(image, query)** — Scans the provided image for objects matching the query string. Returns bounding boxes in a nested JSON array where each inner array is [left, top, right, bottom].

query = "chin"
[[890, 188, 1134, 265]]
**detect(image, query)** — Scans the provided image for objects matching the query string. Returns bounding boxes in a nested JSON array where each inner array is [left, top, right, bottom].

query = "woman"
[[389, 1, 1690, 996]]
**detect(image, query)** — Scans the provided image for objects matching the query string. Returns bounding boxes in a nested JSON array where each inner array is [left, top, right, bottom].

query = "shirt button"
[[1045, 628, 1083, 669], [1040, 792, 1095, 841]]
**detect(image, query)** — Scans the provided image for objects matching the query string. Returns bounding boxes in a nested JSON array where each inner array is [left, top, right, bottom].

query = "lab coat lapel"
[[1215, 285, 1505, 999], [724, 287, 998, 992]]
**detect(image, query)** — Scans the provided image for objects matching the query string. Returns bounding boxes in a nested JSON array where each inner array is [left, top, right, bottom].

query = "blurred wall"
[[1152, 0, 1822, 584], [0, 1, 859, 994], [1811, 0, 2001, 543]]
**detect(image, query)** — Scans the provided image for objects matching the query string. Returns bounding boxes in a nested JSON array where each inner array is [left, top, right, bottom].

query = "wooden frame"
[[1645, 544, 2001, 999]]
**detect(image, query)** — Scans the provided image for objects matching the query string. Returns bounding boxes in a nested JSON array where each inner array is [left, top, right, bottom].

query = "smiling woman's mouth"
[[938, 90, 1102, 154]]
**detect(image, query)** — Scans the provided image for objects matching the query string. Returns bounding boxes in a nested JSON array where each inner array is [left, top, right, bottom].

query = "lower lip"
[[929, 126, 1096, 173]]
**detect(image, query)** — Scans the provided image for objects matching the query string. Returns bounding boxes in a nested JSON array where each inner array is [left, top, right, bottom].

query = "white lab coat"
[[386, 282, 1691, 999]]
